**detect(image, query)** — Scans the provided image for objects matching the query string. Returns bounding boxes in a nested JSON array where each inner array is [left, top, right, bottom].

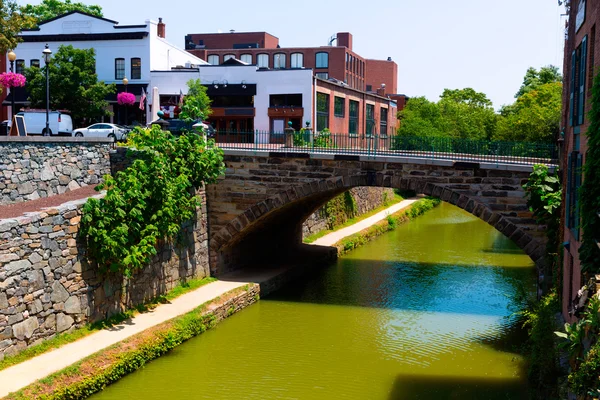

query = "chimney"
[[336, 32, 353, 50], [157, 17, 165, 38], [376, 84, 386, 97]]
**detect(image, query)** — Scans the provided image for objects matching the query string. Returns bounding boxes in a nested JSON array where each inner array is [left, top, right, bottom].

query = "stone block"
[[50, 281, 70, 303], [12, 317, 39, 340], [56, 313, 74, 333], [64, 296, 81, 314], [4, 260, 32, 276], [0, 293, 7, 309]]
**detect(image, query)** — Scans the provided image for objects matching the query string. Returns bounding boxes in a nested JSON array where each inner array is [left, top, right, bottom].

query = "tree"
[[438, 88, 497, 140], [0, 0, 34, 54], [179, 79, 212, 122], [515, 65, 562, 98], [397, 96, 446, 137], [24, 45, 115, 126], [20, 0, 103, 22], [495, 82, 562, 143]]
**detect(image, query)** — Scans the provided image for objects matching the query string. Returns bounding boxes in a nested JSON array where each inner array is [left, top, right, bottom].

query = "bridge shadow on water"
[[387, 373, 529, 400]]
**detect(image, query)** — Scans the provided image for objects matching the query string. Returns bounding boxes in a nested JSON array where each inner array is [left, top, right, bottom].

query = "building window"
[[570, 35, 588, 126], [291, 53, 304, 68], [349, 100, 359, 135], [366, 104, 375, 136], [316, 52, 329, 69], [334, 96, 345, 117], [223, 54, 235, 62], [257, 53, 269, 68], [316, 92, 329, 131], [15, 59, 24, 75], [207, 55, 219, 65], [380, 107, 388, 136], [114, 58, 125, 80], [270, 94, 303, 107], [131, 57, 141, 79], [316, 72, 329, 79], [366, 84, 372, 92], [566, 151, 583, 238], [240, 54, 252, 64], [30, 59, 40, 68], [274, 53, 286, 69]]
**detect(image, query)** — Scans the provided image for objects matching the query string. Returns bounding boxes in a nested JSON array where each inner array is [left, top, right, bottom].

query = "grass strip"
[[5, 284, 258, 400], [334, 197, 441, 255], [0, 276, 217, 372], [304, 191, 412, 244]]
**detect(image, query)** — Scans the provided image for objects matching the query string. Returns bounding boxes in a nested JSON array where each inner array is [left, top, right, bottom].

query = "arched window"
[[223, 54, 235, 62], [291, 53, 304, 68], [207, 55, 219, 65], [257, 53, 269, 68], [240, 54, 252, 64], [273, 53, 286, 69], [315, 52, 329, 69]]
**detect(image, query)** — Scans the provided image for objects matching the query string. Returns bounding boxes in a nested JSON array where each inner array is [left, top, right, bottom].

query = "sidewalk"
[[0, 279, 250, 398], [310, 198, 419, 247]]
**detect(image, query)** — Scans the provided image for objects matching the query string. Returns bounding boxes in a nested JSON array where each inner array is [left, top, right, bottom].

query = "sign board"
[[576, 0, 586, 32], [9, 115, 27, 137]]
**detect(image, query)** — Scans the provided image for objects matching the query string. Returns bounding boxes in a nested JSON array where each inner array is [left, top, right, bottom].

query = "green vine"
[[523, 164, 562, 289], [580, 72, 600, 274], [322, 191, 358, 229], [80, 125, 225, 276]]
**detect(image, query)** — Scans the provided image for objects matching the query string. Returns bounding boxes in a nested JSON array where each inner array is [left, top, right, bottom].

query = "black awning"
[[205, 84, 256, 96], [1, 87, 29, 106], [106, 83, 148, 103]]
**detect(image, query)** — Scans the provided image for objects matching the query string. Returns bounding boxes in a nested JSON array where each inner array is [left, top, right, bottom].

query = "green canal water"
[[92, 202, 535, 400]]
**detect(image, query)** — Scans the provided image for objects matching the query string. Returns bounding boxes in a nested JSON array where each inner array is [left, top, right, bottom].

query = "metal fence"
[[210, 130, 558, 166]]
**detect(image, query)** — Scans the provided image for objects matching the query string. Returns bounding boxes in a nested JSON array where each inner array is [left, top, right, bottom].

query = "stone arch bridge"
[[206, 150, 547, 276]]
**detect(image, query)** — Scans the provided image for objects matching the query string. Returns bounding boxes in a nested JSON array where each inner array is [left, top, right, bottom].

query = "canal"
[[92, 202, 535, 399]]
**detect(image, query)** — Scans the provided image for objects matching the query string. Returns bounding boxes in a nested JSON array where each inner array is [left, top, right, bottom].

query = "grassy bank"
[[5, 284, 259, 400], [0, 277, 217, 372], [304, 190, 414, 244], [334, 197, 441, 256]]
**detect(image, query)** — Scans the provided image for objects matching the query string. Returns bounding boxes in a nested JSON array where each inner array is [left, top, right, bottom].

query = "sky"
[[17, 0, 566, 109]]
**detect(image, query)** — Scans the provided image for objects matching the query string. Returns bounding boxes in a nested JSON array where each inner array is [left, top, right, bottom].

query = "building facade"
[[3, 11, 207, 125], [185, 31, 398, 95], [561, 0, 596, 319]]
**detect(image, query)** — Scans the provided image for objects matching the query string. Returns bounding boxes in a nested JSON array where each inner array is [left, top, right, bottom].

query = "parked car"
[[0, 120, 8, 136], [73, 123, 129, 141], [17, 110, 73, 136]]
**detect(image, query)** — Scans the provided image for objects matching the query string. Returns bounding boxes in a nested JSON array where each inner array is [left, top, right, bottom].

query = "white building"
[[6, 11, 207, 124]]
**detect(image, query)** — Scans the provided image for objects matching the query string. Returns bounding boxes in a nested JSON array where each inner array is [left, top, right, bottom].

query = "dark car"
[[164, 119, 215, 138]]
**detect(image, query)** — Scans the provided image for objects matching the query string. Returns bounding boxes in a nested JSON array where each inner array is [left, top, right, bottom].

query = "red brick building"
[[561, 0, 596, 320], [185, 31, 397, 94]]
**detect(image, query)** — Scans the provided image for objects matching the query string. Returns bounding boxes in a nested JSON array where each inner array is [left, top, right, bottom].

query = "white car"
[[73, 123, 128, 141]]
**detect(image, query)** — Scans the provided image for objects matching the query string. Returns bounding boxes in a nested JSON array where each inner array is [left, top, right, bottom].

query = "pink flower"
[[0, 72, 26, 88], [117, 92, 136, 106]]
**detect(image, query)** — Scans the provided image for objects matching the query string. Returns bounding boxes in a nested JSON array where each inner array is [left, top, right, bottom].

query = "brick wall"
[[366, 59, 398, 95]]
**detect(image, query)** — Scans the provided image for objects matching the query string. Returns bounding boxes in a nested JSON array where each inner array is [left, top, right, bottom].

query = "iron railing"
[[210, 130, 558, 166]]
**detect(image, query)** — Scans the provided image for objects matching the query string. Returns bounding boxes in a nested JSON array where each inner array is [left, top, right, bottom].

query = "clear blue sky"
[[18, 0, 566, 109]]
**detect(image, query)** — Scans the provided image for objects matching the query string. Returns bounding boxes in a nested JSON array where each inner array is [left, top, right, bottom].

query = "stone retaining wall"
[[302, 187, 396, 239], [0, 138, 113, 205], [0, 190, 209, 360]]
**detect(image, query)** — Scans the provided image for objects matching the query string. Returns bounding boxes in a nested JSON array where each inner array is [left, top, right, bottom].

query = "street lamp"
[[7, 50, 16, 121], [42, 44, 52, 136], [122, 77, 128, 125]]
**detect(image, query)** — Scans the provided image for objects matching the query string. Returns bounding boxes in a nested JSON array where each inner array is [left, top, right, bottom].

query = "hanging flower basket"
[[0, 72, 26, 88], [117, 92, 136, 106]]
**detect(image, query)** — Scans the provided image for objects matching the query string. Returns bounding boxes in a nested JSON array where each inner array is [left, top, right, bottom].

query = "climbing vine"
[[523, 164, 562, 288], [80, 125, 225, 276], [580, 72, 600, 273], [321, 191, 358, 229]]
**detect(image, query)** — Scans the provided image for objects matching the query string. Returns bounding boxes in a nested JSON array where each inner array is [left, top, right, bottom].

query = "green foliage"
[[314, 128, 335, 148], [0, 0, 34, 54], [495, 82, 562, 143], [520, 291, 560, 394], [580, 71, 600, 274], [80, 126, 225, 276], [24, 45, 115, 126], [570, 341, 600, 397], [322, 191, 357, 229], [179, 79, 212, 122], [20, 0, 102, 22], [515, 65, 562, 98], [523, 165, 562, 289]]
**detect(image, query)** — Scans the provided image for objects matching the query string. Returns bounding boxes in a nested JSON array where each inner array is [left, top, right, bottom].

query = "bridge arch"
[[209, 172, 545, 276]]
